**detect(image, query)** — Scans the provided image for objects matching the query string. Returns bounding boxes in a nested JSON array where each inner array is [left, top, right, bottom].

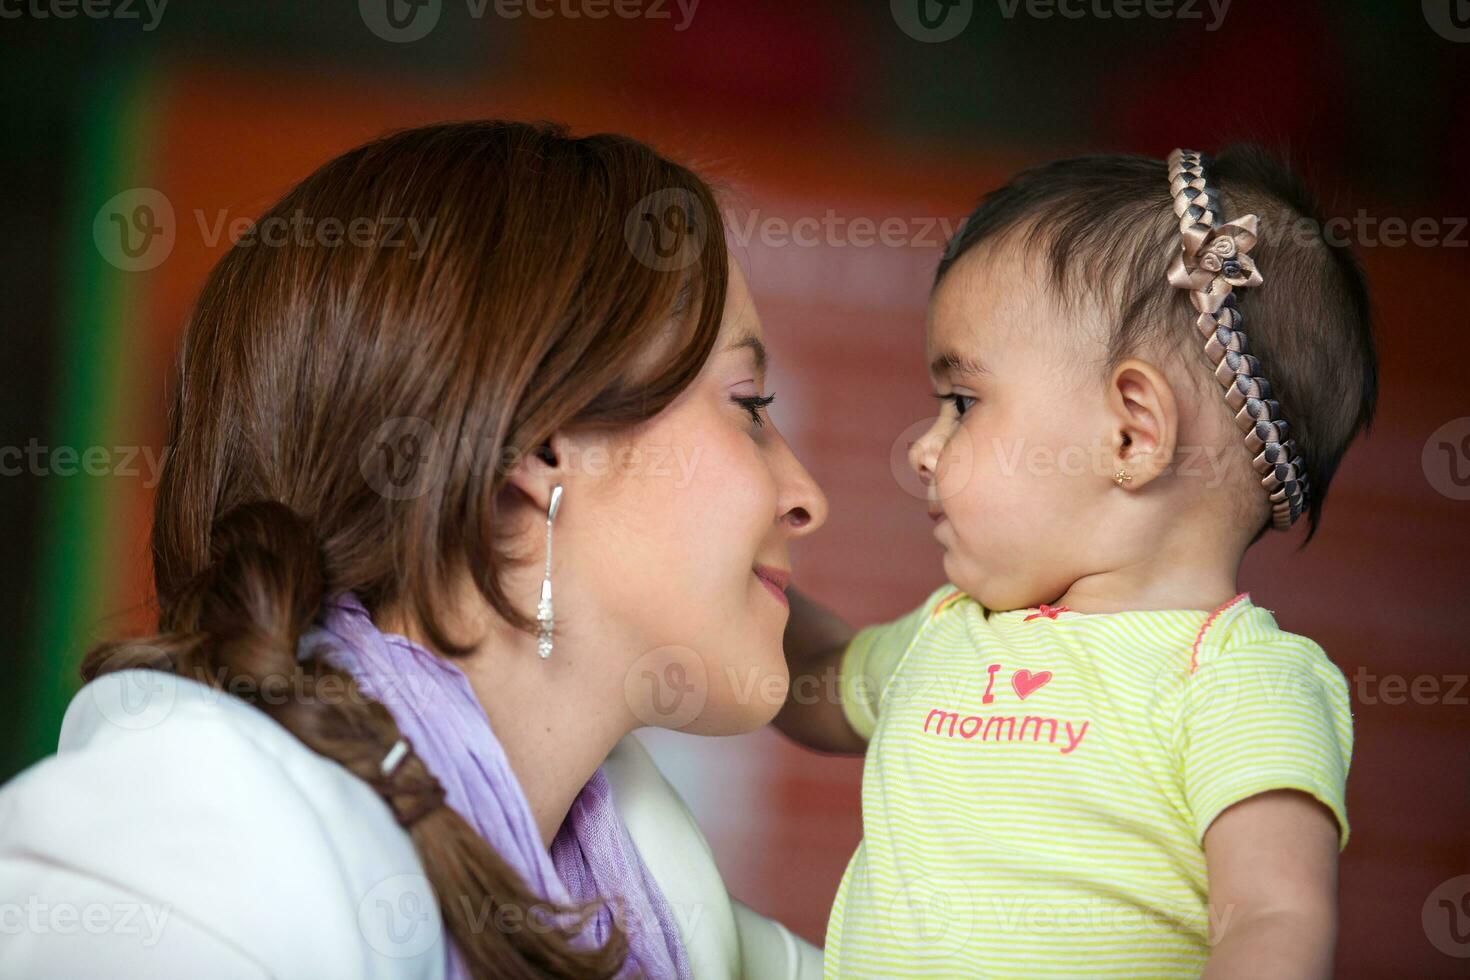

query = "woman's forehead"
[[719, 258, 762, 341]]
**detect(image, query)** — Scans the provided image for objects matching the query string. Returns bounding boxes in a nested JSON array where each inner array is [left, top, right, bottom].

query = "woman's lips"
[[753, 565, 791, 608]]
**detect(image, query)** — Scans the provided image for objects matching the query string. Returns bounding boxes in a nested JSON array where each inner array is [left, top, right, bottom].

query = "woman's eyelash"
[[734, 393, 776, 427], [933, 392, 976, 417]]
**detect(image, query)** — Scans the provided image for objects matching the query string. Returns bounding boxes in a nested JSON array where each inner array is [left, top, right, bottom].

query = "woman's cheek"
[[707, 429, 781, 535]]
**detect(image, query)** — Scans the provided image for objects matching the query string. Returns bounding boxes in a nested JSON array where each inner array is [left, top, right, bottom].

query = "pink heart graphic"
[[1011, 669, 1052, 700]]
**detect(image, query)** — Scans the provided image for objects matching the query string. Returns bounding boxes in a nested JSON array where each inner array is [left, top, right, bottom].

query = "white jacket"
[[0, 669, 821, 979]]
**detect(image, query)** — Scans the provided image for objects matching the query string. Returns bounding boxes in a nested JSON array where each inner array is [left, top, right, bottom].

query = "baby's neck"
[[1051, 549, 1245, 616]]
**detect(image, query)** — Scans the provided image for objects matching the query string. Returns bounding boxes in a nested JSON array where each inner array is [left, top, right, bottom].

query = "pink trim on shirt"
[[931, 590, 967, 618], [1189, 591, 1251, 673]]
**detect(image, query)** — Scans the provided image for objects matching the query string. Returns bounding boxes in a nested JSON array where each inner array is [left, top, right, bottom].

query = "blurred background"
[[2, 0, 1467, 975]]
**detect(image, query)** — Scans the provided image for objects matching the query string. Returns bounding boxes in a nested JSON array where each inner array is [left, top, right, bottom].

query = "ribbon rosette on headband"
[[1166, 215, 1263, 313], [1165, 148, 1309, 531]]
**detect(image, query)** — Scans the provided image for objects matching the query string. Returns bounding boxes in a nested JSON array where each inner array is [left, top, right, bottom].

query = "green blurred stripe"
[[23, 64, 158, 765]]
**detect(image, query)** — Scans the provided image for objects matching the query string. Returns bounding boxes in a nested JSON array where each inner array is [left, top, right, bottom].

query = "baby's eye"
[[933, 392, 976, 418]]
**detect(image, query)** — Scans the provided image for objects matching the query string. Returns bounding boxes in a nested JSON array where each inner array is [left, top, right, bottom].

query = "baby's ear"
[[1105, 358, 1179, 489]]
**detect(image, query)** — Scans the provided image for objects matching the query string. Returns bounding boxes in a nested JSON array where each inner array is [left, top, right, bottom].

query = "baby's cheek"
[[933, 424, 979, 503]]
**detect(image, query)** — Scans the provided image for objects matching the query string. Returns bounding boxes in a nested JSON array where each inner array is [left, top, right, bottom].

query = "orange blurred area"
[[131, 57, 1470, 967]]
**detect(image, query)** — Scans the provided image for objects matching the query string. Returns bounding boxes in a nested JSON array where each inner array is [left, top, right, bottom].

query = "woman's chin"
[[683, 659, 788, 736]]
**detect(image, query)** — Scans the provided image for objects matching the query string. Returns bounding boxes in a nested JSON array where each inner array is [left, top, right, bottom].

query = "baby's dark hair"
[[935, 146, 1378, 546]]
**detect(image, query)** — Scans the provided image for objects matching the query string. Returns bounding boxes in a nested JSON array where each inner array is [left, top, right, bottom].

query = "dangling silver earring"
[[535, 484, 564, 660]]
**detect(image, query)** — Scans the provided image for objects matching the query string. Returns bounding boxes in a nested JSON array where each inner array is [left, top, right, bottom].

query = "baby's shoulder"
[[1197, 600, 1342, 673], [1183, 601, 1352, 716]]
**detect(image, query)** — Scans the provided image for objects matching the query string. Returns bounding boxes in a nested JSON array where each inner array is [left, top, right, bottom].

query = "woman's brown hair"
[[79, 120, 729, 978]]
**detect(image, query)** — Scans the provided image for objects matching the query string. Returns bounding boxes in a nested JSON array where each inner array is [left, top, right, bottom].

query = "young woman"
[[0, 122, 827, 979]]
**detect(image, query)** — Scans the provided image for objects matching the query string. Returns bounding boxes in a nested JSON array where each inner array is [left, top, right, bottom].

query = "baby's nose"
[[908, 426, 940, 484]]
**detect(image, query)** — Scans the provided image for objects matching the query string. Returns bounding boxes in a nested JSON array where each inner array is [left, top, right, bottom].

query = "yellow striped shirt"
[[825, 584, 1352, 978]]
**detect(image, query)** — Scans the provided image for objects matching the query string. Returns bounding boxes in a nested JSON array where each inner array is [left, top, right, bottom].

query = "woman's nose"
[[773, 437, 829, 536]]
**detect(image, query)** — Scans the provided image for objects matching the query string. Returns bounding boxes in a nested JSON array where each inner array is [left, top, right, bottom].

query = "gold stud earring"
[[1113, 469, 1133, 487]]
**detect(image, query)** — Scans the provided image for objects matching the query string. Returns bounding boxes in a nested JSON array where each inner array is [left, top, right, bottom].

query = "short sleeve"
[[1176, 641, 1354, 850], [840, 584, 961, 741]]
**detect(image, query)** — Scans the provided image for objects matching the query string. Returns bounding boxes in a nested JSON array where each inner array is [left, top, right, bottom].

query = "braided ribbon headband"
[[1165, 148, 1307, 531]]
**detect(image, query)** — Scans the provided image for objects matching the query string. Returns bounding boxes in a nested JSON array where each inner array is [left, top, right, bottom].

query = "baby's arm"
[[1202, 790, 1339, 978], [775, 583, 958, 755], [773, 586, 866, 755]]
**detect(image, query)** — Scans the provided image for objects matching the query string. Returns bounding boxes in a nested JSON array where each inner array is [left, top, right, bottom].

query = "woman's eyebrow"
[[929, 349, 988, 379], [723, 333, 768, 373]]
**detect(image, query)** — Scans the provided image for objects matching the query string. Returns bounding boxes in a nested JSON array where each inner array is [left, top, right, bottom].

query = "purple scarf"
[[298, 592, 692, 980]]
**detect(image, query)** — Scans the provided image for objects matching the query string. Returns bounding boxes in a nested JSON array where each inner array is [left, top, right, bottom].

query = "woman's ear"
[[1107, 358, 1179, 488], [502, 433, 571, 514]]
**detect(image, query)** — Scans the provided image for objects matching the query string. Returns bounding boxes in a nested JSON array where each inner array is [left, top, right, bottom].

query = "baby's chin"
[[940, 553, 998, 607], [944, 556, 1064, 613]]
